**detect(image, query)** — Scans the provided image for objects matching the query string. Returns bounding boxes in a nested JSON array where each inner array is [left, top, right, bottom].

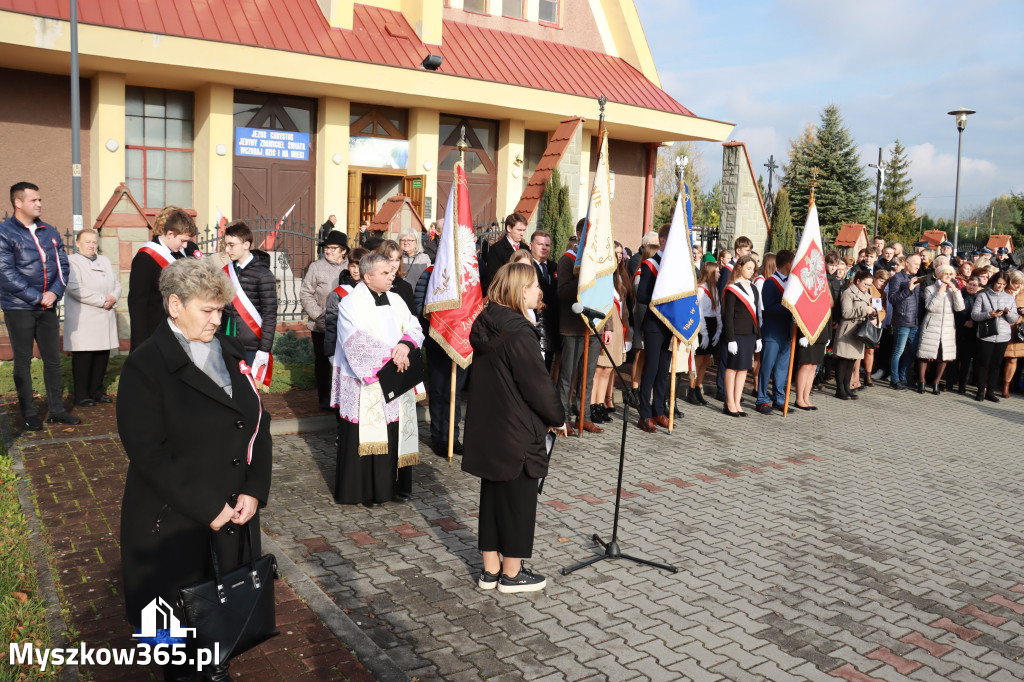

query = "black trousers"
[[71, 350, 111, 402], [954, 330, 977, 389], [974, 340, 1008, 396], [425, 336, 467, 444], [4, 309, 64, 417], [311, 331, 331, 409], [639, 324, 672, 419], [478, 468, 539, 559], [834, 357, 855, 397]]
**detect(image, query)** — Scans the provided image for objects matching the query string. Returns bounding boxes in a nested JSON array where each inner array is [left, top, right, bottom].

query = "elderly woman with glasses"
[[398, 228, 431, 286], [117, 258, 272, 682], [915, 263, 965, 394]]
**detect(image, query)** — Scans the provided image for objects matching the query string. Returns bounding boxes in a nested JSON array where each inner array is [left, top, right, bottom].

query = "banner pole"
[[578, 329, 589, 437], [447, 359, 457, 462], [668, 338, 678, 431], [783, 323, 797, 417]]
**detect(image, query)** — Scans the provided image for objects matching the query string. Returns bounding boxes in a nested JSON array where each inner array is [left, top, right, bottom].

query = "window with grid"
[[539, 0, 559, 24], [125, 87, 194, 210]]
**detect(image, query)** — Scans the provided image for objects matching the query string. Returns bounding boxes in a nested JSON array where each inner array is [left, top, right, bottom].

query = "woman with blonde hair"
[[916, 263, 965, 394], [1000, 270, 1024, 397], [463, 263, 565, 593], [398, 228, 431, 286]]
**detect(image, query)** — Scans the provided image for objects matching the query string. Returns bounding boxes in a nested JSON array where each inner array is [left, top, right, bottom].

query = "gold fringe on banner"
[[358, 442, 389, 456], [397, 452, 420, 468]]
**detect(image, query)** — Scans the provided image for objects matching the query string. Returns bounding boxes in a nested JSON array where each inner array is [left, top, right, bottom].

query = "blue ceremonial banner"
[[234, 127, 310, 160], [650, 188, 700, 347]]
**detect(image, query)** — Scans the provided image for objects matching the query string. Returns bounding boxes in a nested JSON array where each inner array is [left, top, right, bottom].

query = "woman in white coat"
[[916, 264, 964, 394], [63, 229, 121, 406]]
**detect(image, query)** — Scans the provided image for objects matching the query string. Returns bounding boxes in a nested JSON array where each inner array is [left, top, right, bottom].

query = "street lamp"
[[948, 107, 976, 254]]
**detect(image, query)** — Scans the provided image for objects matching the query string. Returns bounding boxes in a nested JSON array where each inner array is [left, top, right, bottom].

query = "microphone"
[[571, 302, 606, 321]]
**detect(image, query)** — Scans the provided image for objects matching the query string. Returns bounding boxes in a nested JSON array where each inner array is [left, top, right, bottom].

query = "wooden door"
[[347, 170, 360, 237], [360, 177, 377, 225], [403, 175, 426, 222], [437, 116, 497, 228]]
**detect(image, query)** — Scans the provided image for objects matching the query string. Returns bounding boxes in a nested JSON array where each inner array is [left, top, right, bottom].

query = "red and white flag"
[[216, 206, 229, 238], [264, 203, 294, 251], [423, 165, 484, 367], [782, 200, 831, 343]]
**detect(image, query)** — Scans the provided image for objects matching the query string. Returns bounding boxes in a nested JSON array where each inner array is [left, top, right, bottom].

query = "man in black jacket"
[[635, 222, 675, 432], [485, 212, 530, 291], [529, 229, 559, 370], [221, 221, 278, 376], [317, 214, 345, 257]]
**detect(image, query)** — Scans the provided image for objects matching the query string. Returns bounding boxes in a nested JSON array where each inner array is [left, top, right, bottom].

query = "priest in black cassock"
[[330, 252, 424, 508]]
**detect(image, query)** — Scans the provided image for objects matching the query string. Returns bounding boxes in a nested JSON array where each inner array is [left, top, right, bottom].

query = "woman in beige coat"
[[916, 264, 965, 394], [63, 229, 121, 406], [833, 270, 877, 400]]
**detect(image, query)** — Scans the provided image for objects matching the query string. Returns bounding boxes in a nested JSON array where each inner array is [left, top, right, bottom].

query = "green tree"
[[538, 167, 574, 255], [769, 187, 795, 252], [757, 175, 766, 204], [696, 181, 721, 228], [654, 141, 706, 227], [810, 104, 872, 230], [877, 139, 919, 244], [781, 123, 817, 226]]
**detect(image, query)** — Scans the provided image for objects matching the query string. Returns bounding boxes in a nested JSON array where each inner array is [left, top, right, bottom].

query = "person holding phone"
[[971, 271, 1020, 402], [833, 270, 877, 400], [463, 263, 566, 594], [887, 253, 923, 390]]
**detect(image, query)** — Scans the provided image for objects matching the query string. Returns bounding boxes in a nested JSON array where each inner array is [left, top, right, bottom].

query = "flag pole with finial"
[[447, 127, 469, 463]]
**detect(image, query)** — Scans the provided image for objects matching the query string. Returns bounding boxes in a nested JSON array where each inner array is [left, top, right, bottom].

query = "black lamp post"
[[947, 107, 976, 254]]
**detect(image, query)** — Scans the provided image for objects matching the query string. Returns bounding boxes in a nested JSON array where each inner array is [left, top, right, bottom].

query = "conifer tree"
[[877, 139, 919, 244], [769, 187, 795, 252], [810, 104, 872, 230], [781, 123, 817, 226], [539, 167, 574, 255]]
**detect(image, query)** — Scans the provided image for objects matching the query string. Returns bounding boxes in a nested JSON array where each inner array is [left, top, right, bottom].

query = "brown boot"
[[581, 421, 604, 434]]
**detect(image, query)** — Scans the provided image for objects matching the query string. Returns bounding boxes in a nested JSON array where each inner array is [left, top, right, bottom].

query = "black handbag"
[[978, 317, 999, 339], [856, 319, 883, 347], [178, 523, 279, 665]]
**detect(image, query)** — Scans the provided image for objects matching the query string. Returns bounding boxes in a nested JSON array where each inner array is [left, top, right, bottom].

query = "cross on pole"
[[809, 167, 820, 203], [764, 155, 779, 217]]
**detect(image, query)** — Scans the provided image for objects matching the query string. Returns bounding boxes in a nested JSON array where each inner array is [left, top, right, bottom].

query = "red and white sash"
[[726, 282, 758, 323], [769, 272, 787, 293], [138, 240, 176, 269], [224, 263, 273, 386], [333, 284, 353, 299], [642, 258, 660, 277], [563, 248, 577, 262], [237, 360, 263, 464]]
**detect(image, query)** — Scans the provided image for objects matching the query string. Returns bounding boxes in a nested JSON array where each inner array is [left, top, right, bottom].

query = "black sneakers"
[[23, 416, 43, 431], [477, 569, 499, 590], [48, 412, 82, 425], [497, 564, 546, 593]]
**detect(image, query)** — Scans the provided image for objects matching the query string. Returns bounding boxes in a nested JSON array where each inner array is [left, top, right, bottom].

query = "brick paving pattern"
[[9, 401, 375, 681], [259, 385, 1024, 681]]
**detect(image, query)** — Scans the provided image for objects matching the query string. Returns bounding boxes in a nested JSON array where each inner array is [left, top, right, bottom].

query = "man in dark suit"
[[485, 212, 529, 291], [529, 229, 559, 370], [635, 223, 676, 432]]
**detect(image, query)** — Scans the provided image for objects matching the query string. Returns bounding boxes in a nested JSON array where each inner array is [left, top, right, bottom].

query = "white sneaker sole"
[[478, 578, 498, 590], [497, 578, 547, 593]]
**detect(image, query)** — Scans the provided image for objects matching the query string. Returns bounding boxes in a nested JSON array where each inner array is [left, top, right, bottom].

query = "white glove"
[[727, 341, 738, 355], [699, 333, 709, 350], [251, 350, 270, 379], [624, 341, 633, 353], [799, 337, 809, 348], [712, 331, 722, 346], [755, 339, 762, 353]]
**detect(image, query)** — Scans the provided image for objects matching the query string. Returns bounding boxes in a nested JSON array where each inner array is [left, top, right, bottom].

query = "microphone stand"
[[561, 313, 679, 576]]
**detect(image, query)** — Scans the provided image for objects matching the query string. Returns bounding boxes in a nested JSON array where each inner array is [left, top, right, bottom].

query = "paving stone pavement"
[[262, 385, 1024, 681]]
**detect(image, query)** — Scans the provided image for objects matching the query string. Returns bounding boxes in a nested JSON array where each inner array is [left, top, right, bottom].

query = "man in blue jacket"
[[0, 183, 80, 430], [755, 249, 795, 414], [887, 252, 923, 390]]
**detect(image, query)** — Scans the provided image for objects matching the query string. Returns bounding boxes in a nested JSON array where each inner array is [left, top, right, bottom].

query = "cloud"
[[906, 142, 998, 199]]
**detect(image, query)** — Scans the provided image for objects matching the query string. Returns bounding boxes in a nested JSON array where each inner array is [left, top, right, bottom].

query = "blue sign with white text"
[[234, 127, 309, 161]]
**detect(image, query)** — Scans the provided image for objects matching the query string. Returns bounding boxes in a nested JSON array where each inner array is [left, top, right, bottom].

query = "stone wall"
[[720, 142, 770, 251]]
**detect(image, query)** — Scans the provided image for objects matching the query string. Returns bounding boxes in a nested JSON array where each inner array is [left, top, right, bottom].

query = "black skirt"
[[478, 467, 539, 558], [335, 420, 412, 505], [723, 333, 756, 371], [795, 333, 828, 366], [696, 317, 718, 356]]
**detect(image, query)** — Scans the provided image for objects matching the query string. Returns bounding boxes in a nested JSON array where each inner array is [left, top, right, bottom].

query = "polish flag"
[[264, 203, 295, 251], [782, 200, 831, 343]]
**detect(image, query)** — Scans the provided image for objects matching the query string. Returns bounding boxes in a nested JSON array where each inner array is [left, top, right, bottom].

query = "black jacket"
[[221, 251, 278, 353], [485, 236, 529, 291], [533, 258, 559, 355], [127, 239, 188, 351], [463, 304, 565, 482], [722, 283, 761, 342], [117, 321, 272, 627], [557, 252, 590, 336], [637, 253, 670, 334]]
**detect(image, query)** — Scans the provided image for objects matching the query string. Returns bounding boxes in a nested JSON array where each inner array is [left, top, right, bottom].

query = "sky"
[[636, 0, 1024, 218]]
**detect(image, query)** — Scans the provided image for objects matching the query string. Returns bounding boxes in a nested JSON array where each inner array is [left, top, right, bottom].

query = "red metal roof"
[[0, 0, 692, 117], [834, 223, 867, 248]]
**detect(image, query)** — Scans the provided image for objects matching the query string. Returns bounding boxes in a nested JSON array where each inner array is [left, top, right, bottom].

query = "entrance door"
[[232, 92, 317, 269], [437, 116, 498, 228], [403, 175, 426, 222]]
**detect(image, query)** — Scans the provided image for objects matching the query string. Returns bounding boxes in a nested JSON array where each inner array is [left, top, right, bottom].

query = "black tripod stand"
[[561, 314, 678, 576]]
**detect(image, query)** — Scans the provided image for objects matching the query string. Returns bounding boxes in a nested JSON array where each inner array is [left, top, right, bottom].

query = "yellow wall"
[[89, 71, 125, 226], [497, 119, 525, 220], [193, 83, 234, 229], [401, 0, 443, 44], [408, 108, 439, 224], [316, 97, 351, 230]]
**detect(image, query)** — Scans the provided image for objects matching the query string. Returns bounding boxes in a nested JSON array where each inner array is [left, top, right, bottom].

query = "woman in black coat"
[[118, 259, 272, 682], [463, 262, 566, 594]]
